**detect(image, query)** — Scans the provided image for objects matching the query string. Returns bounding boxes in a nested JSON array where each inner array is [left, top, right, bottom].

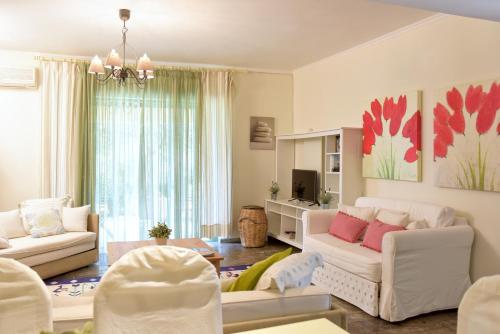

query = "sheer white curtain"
[[40, 60, 79, 199], [201, 71, 233, 238]]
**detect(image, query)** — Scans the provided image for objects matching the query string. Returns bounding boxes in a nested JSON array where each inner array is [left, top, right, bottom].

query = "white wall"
[[293, 15, 500, 280], [0, 51, 41, 210], [231, 72, 293, 235]]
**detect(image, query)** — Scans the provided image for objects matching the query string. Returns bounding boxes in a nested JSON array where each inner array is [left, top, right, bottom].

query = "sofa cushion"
[[376, 209, 410, 227], [362, 220, 406, 252], [338, 204, 375, 222], [355, 197, 455, 228], [18, 242, 95, 267], [62, 206, 90, 232], [0, 226, 9, 249], [304, 233, 382, 282], [221, 286, 331, 324], [329, 212, 369, 243], [19, 195, 72, 233], [0, 209, 27, 239], [0, 232, 96, 260], [25, 208, 65, 238]]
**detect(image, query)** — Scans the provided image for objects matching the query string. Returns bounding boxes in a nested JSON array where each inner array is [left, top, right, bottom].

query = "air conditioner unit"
[[0, 67, 37, 88]]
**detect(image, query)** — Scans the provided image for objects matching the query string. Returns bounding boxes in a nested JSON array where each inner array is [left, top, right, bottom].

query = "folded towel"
[[253, 137, 273, 143], [255, 126, 272, 132]]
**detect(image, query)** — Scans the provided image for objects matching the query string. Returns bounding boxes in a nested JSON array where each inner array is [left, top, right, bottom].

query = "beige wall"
[[0, 51, 41, 210], [231, 72, 293, 235], [293, 15, 500, 280]]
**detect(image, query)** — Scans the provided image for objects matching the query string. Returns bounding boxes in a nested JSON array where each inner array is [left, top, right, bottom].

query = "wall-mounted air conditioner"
[[0, 67, 37, 88]]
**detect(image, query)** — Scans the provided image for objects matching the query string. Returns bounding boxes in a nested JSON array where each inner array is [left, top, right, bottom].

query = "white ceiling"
[[0, 0, 433, 71], [375, 0, 500, 22]]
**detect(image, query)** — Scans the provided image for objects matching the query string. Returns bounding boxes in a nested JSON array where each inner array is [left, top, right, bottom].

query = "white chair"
[[458, 275, 500, 334], [94, 245, 222, 334], [0, 258, 53, 333]]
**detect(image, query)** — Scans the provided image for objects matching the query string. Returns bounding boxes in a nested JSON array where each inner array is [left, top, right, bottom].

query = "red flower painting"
[[434, 81, 500, 192], [362, 92, 422, 181]]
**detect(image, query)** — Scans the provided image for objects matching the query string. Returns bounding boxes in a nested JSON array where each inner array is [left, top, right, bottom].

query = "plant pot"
[[320, 203, 330, 209], [271, 193, 278, 200], [155, 238, 168, 245]]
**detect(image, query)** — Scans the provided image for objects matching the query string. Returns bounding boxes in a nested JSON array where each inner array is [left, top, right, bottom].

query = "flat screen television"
[[292, 169, 318, 203]]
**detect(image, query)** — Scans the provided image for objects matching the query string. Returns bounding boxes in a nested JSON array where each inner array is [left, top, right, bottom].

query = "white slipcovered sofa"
[[303, 196, 474, 322]]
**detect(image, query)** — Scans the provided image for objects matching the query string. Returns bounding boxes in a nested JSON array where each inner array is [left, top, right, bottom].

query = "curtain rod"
[[33, 55, 290, 75]]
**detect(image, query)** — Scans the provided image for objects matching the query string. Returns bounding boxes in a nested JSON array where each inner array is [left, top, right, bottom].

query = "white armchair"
[[303, 197, 474, 322], [0, 258, 53, 333], [94, 246, 222, 334]]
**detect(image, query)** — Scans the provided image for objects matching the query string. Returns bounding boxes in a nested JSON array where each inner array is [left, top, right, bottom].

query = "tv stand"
[[265, 199, 320, 249]]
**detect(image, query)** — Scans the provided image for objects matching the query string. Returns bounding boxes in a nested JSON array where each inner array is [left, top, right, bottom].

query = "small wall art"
[[250, 116, 275, 150]]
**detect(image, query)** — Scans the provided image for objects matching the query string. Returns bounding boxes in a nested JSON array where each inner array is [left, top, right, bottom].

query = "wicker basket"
[[238, 205, 268, 248]]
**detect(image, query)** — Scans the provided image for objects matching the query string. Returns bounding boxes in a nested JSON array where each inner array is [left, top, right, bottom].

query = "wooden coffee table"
[[107, 238, 224, 275]]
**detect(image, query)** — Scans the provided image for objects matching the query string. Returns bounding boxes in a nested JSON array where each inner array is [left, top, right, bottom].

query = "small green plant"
[[319, 189, 333, 205], [268, 181, 280, 194], [148, 222, 172, 239]]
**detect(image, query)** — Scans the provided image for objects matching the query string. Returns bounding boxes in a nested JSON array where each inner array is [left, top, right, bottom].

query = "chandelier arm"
[[125, 67, 148, 86], [95, 71, 114, 83]]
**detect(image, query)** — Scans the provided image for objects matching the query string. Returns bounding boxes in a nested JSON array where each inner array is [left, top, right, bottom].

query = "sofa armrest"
[[303, 210, 337, 236], [380, 225, 474, 321], [87, 214, 99, 250]]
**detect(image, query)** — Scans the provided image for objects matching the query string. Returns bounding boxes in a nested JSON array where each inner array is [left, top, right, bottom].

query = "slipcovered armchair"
[[94, 245, 222, 334], [458, 275, 500, 334], [0, 258, 52, 333]]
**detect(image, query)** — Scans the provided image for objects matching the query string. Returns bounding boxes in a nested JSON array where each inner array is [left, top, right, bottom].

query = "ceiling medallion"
[[88, 9, 153, 87]]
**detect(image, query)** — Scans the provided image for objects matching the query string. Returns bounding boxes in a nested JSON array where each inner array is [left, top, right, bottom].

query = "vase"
[[271, 193, 277, 200], [320, 203, 329, 209], [155, 238, 167, 245]]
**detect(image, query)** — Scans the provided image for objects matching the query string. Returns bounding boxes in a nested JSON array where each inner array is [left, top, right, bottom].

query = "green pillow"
[[227, 247, 293, 292]]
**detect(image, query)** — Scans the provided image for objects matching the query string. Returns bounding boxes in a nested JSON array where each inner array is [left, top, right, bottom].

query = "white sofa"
[[303, 196, 474, 322], [0, 214, 99, 279]]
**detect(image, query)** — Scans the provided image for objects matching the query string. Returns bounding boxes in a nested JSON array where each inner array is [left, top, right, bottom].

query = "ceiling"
[[0, 0, 433, 71], [375, 0, 500, 22]]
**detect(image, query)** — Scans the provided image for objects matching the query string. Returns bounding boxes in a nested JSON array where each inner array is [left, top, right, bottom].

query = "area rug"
[[46, 264, 251, 298]]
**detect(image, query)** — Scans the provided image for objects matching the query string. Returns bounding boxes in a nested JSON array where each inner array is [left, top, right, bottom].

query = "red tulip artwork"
[[362, 91, 422, 181], [434, 80, 500, 192]]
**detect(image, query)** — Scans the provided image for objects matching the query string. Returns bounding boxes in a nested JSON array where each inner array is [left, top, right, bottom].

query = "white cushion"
[[376, 209, 410, 227], [338, 204, 375, 222], [19, 195, 72, 233], [62, 206, 90, 232], [304, 233, 382, 282], [355, 197, 455, 228], [18, 242, 95, 267], [25, 208, 65, 238], [221, 286, 331, 324], [406, 220, 429, 229], [255, 252, 323, 292], [0, 209, 27, 238], [0, 230, 9, 249], [0, 232, 96, 260]]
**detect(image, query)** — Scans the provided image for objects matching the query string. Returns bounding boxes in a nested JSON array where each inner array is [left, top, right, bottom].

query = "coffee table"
[[235, 318, 349, 333], [107, 238, 224, 275]]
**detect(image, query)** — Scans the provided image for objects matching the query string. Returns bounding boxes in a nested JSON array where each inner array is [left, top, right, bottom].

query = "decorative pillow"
[[329, 211, 369, 243], [227, 247, 293, 292], [0, 209, 27, 239], [362, 219, 406, 252], [0, 226, 10, 249], [407, 220, 429, 229], [62, 205, 90, 232], [25, 208, 65, 238], [376, 209, 410, 227], [255, 252, 323, 293], [338, 204, 375, 222], [19, 195, 72, 233]]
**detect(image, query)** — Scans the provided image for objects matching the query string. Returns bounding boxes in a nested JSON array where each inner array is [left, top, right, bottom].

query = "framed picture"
[[434, 79, 500, 192], [362, 91, 422, 182], [250, 116, 275, 150]]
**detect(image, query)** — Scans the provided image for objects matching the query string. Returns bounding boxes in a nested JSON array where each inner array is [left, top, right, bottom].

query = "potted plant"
[[268, 181, 280, 200], [148, 222, 172, 245], [319, 189, 333, 209]]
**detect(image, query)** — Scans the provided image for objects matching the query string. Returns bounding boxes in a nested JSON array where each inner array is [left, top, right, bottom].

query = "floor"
[[53, 238, 457, 334]]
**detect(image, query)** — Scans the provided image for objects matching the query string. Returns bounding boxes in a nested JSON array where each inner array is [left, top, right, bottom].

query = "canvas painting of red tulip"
[[434, 80, 500, 192], [362, 91, 422, 181]]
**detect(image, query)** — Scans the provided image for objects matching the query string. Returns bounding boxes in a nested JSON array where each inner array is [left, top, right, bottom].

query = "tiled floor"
[[53, 238, 457, 334]]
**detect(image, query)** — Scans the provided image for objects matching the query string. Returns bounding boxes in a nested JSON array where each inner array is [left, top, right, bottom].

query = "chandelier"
[[88, 9, 153, 87]]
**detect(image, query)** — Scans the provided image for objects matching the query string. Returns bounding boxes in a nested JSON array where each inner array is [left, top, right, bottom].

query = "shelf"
[[266, 199, 320, 210], [326, 172, 340, 175], [327, 191, 340, 194], [268, 232, 302, 249], [325, 152, 341, 156], [267, 209, 281, 215]]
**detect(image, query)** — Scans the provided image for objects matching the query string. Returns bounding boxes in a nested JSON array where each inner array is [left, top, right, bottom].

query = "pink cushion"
[[362, 219, 406, 252], [329, 211, 369, 243]]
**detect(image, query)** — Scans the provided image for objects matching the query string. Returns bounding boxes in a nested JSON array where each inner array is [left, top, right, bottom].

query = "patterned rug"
[[46, 264, 250, 298]]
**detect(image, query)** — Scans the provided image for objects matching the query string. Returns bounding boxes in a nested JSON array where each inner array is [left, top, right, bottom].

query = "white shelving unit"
[[267, 127, 363, 248], [265, 199, 319, 249]]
